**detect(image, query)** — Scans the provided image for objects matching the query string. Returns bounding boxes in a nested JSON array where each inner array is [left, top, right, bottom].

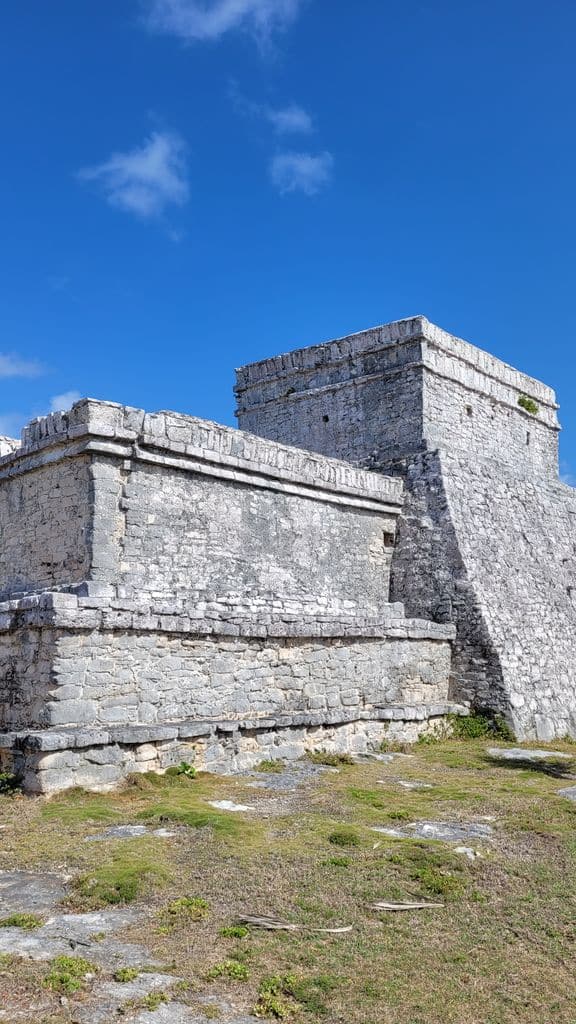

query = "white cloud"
[[50, 391, 82, 413], [230, 84, 313, 135], [144, 0, 303, 45], [78, 131, 189, 221], [0, 354, 43, 379], [270, 150, 333, 196], [265, 103, 313, 135]]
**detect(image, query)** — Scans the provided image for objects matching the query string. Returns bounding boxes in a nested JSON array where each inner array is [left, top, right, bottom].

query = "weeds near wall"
[[449, 711, 515, 741]]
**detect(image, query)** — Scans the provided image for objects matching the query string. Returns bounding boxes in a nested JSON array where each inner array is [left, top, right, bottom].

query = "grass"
[[71, 842, 170, 908], [2, 738, 576, 1023], [255, 760, 285, 774], [0, 913, 43, 930], [306, 751, 356, 767]]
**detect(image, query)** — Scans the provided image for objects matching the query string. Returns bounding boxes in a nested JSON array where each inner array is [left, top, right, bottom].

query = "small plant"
[[254, 976, 293, 1020], [323, 855, 350, 867], [43, 955, 97, 995], [114, 967, 140, 983], [141, 991, 170, 1011], [165, 897, 207, 921], [307, 751, 355, 767], [207, 959, 250, 981], [255, 759, 284, 773], [328, 827, 361, 847], [0, 912, 43, 930], [0, 771, 20, 795], [518, 394, 539, 416], [166, 761, 197, 779], [220, 924, 249, 939], [450, 711, 515, 742]]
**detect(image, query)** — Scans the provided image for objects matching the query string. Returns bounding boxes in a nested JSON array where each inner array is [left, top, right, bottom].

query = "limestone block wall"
[[237, 316, 576, 740], [0, 455, 92, 598], [5, 398, 404, 611], [0, 607, 452, 733], [0, 397, 459, 790], [235, 316, 559, 474]]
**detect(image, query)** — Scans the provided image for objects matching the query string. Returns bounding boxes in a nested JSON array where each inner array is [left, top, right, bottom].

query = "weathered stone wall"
[[237, 316, 576, 740], [235, 317, 559, 473], [0, 619, 451, 733], [5, 711, 456, 794], [0, 395, 457, 790], [119, 462, 396, 610], [0, 456, 92, 598]]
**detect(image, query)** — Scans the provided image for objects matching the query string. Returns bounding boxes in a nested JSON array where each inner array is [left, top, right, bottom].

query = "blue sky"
[[1, 1, 575, 472]]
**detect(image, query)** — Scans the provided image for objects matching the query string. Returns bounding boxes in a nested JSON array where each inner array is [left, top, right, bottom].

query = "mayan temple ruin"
[[1, 316, 575, 793]]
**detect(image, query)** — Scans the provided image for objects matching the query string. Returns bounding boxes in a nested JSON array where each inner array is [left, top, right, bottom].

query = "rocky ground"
[[1, 739, 575, 1023]]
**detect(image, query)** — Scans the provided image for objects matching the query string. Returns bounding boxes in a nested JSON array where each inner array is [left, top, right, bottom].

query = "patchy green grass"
[[2, 739, 576, 1022], [0, 912, 43, 930], [71, 841, 170, 908], [255, 760, 285, 774]]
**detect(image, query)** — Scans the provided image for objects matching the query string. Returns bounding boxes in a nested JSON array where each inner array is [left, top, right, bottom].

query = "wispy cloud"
[[231, 85, 313, 135], [78, 131, 189, 221], [50, 391, 82, 413], [270, 150, 333, 195], [265, 103, 313, 135], [0, 354, 44, 379], [143, 0, 303, 46]]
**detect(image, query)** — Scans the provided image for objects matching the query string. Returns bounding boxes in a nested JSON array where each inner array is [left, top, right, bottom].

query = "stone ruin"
[[1, 316, 574, 792]]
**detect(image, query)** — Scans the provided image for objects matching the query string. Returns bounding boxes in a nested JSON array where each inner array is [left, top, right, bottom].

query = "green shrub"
[[220, 924, 249, 939], [141, 992, 170, 1010], [165, 761, 197, 779], [328, 827, 361, 847], [0, 771, 20, 795], [450, 711, 515, 741], [207, 959, 250, 981], [518, 394, 539, 415], [43, 956, 97, 995], [113, 967, 140, 983]]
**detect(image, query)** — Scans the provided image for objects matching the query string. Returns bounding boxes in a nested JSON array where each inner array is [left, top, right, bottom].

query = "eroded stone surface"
[[72, 972, 178, 1024], [0, 871, 67, 914], [487, 747, 573, 762], [371, 821, 494, 843], [208, 800, 255, 812], [0, 908, 158, 970], [558, 786, 576, 801], [85, 825, 177, 842]]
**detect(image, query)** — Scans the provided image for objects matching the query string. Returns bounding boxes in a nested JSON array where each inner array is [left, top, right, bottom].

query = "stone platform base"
[[1, 703, 469, 794]]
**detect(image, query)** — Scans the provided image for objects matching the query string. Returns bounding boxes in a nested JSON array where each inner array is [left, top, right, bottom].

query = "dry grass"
[[1, 739, 576, 1022]]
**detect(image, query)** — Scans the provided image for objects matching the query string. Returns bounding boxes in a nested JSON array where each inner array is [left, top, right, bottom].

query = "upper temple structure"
[[1, 316, 575, 792]]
